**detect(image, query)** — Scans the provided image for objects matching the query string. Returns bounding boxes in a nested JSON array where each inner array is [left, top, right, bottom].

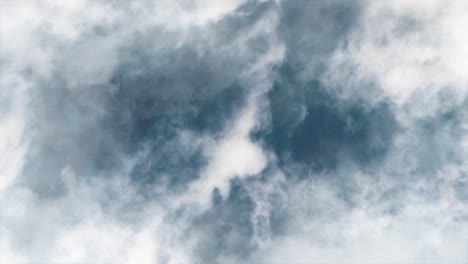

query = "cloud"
[[252, 170, 467, 263], [325, 0, 468, 113], [1, 0, 467, 263], [187, 102, 268, 204]]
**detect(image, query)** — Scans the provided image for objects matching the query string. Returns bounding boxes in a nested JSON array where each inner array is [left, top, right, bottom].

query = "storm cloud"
[[1, 0, 467, 263]]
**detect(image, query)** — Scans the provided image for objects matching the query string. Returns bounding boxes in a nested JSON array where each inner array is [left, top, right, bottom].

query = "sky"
[[0, 0, 467, 263]]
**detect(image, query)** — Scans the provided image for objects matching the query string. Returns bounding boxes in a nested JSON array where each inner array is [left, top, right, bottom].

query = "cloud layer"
[[1, 0, 467, 263]]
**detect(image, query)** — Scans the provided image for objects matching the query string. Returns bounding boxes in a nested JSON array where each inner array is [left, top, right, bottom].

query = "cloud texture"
[[0, 0, 467, 263]]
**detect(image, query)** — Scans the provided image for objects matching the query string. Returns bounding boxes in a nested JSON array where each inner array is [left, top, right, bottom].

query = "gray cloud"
[[1, 0, 467, 263]]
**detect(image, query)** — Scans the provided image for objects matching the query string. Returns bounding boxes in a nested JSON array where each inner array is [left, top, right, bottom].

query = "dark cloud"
[[191, 182, 255, 263], [2, 0, 467, 263], [278, 0, 362, 72]]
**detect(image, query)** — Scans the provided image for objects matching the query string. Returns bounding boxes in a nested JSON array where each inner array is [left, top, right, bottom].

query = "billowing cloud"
[[1, 0, 467, 263]]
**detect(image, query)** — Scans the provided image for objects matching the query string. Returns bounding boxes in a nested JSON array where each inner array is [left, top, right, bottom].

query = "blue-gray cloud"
[[0, 0, 467, 263]]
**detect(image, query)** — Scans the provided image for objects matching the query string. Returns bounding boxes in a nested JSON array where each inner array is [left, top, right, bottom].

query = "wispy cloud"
[[1, 0, 467, 263]]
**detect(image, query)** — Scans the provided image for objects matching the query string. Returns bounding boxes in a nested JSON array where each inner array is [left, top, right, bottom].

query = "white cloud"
[[0, 70, 30, 191], [325, 0, 468, 118], [253, 175, 468, 263], [0, 164, 195, 264], [186, 100, 268, 205]]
